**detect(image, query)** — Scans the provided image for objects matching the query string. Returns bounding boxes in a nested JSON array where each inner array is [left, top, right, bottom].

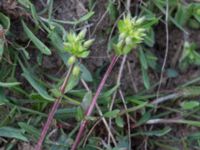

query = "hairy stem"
[[71, 55, 119, 150], [35, 64, 74, 150]]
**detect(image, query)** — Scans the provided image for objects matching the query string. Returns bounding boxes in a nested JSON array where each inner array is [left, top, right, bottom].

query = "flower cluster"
[[64, 29, 94, 59], [63, 29, 94, 76], [114, 15, 146, 55]]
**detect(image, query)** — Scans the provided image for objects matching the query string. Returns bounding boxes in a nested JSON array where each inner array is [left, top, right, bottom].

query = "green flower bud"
[[135, 17, 145, 25], [115, 15, 148, 55], [83, 39, 94, 48], [119, 33, 126, 41], [64, 42, 71, 48], [77, 28, 87, 40], [72, 66, 80, 76], [125, 37, 133, 46], [64, 42, 72, 53], [67, 56, 76, 65], [64, 29, 92, 58], [137, 28, 146, 33], [131, 16, 137, 23]]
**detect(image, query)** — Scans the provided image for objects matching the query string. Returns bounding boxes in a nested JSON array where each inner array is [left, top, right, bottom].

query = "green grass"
[[0, 0, 200, 150]]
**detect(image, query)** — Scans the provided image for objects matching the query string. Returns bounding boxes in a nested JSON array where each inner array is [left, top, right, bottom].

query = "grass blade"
[[0, 82, 21, 87], [0, 127, 28, 141], [22, 20, 51, 55]]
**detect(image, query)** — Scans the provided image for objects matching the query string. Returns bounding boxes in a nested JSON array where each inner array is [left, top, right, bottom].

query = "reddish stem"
[[71, 55, 119, 150], [35, 64, 74, 150]]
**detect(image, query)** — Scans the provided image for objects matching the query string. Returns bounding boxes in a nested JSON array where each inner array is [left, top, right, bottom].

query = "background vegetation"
[[1, 0, 200, 149]]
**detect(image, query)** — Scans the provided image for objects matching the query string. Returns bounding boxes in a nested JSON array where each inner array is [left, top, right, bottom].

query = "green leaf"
[[18, 0, 39, 24], [0, 12, 10, 31], [19, 60, 54, 101], [177, 119, 200, 127], [30, 3, 39, 25], [133, 127, 171, 137], [17, 0, 31, 8], [117, 20, 124, 32], [50, 11, 94, 25], [175, 4, 192, 26], [101, 84, 119, 98], [142, 17, 158, 29], [139, 48, 148, 69], [80, 64, 93, 82], [181, 101, 200, 110], [0, 127, 28, 141], [141, 66, 150, 89], [79, 50, 90, 58], [76, 107, 84, 121], [108, 35, 118, 52], [48, 30, 64, 51], [0, 12, 10, 59], [22, 70, 54, 101], [48, 30, 72, 67], [193, 4, 200, 23], [50, 133, 72, 150], [146, 50, 157, 69], [76, 11, 95, 24], [182, 86, 200, 97], [115, 116, 124, 128], [0, 88, 8, 105], [194, 14, 200, 23], [65, 75, 80, 93], [144, 28, 155, 47], [55, 108, 77, 119], [152, 0, 188, 33], [188, 132, 200, 140], [107, 0, 118, 21], [22, 20, 51, 55], [30, 93, 53, 102], [81, 91, 92, 111], [0, 82, 21, 87], [188, 18, 200, 29], [135, 112, 151, 127], [18, 122, 40, 140], [104, 109, 120, 118]]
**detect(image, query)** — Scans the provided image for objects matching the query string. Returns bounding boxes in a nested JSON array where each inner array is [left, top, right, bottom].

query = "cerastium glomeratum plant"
[[35, 28, 94, 150], [71, 15, 147, 150]]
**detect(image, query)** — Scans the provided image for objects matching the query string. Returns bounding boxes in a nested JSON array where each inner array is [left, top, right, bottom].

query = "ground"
[[1, 0, 200, 150]]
